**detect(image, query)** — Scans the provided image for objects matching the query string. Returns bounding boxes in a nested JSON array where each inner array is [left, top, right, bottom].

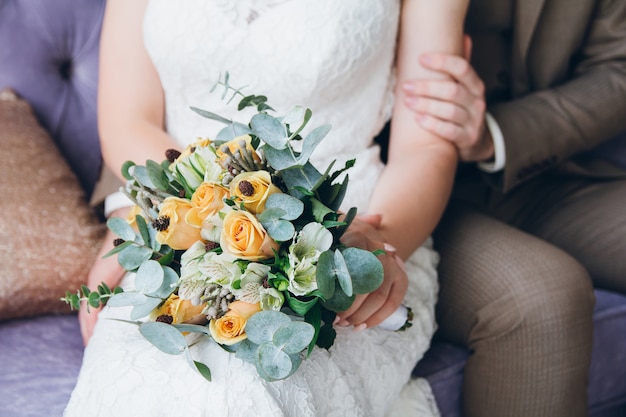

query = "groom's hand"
[[401, 37, 494, 163], [336, 214, 408, 329]]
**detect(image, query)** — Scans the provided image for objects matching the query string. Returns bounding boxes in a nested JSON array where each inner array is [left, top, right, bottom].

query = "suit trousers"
[[433, 173, 626, 417]]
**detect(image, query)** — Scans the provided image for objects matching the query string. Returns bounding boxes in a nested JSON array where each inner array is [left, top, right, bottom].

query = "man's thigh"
[[490, 177, 626, 293]]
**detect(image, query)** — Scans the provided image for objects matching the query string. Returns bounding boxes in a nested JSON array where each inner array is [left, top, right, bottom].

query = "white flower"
[[241, 263, 271, 286], [286, 253, 318, 296], [260, 287, 285, 311], [173, 146, 221, 191], [290, 222, 333, 261], [197, 251, 241, 288], [201, 210, 226, 243]]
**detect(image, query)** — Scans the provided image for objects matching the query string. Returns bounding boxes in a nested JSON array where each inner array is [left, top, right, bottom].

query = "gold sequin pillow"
[[0, 89, 106, 320]]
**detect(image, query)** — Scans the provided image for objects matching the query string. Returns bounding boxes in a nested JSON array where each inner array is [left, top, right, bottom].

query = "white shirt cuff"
[[477, 112, 506, 173], [104, 191, 134, 218]]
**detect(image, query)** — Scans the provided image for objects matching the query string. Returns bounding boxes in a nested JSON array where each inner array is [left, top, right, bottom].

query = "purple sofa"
[[1, 1, 625, 416]]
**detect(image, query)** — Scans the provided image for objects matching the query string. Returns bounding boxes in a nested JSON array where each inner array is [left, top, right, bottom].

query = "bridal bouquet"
[[64, 78, 410, 382]]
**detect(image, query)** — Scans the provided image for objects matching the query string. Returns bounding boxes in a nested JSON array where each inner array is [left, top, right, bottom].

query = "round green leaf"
[[321, 281, 355, 312], [333, 249, 353, 297], [262, 218, 295, 242], [250, 113, 288, 149], [135, 260, 164, 294], [265, 193, 304, 221], [118, 245, 154, 271], [273, 322, 315, 354], [139, 322, 188, 355], [342, 247, 384, 294], [315, 250, 337, 300], [107, 292, 148, 307], [256, 342, 292, 381], [245, 311, 292, 345], [130, 296, 163, 320], [107, 217, 136, 241]]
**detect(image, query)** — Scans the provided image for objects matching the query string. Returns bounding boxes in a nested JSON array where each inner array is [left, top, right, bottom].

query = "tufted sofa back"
[[0, 0, 105, 197]]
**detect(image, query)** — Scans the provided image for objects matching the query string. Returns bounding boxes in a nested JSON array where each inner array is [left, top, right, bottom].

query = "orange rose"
[[220, 210, 279, 261], [155, 197, 203, 250], [186, 182, 229, 227], [150, 294, 206, 325], [209, 301, 261, 345], [230, 171, 281, 214]]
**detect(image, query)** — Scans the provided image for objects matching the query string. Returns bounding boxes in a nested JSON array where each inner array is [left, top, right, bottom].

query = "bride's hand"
[[79, 210, 128, 345], [335, 214, 409, 329]]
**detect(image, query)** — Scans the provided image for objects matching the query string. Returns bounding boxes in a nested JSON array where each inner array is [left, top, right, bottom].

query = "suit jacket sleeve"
[[489, 0, 626, 192]]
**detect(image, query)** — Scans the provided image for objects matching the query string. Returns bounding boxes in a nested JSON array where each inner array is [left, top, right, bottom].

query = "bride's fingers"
[[356, 213, 382, 228]]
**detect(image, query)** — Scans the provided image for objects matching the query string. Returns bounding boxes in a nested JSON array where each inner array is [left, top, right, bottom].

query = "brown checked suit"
[[432, 1, 626, 416]]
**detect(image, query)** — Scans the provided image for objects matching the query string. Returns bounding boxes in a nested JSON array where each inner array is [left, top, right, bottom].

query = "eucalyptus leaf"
[[321, 281, 355, 312], [139, 322, 188, 355], [234, 339, 259, 364], [273, 322, 315, 354], [315, 250, 337, 300], [133, 166, 156, 189], [134, 260, 164, 294], [250, 113, 288, 149], [265, 193, 304, 221], [118, 245, 154, 271], [102, 240, 133, 258], [280, 162, 322, 196], [245, 311, 292, 345], [107, 217, 136, 241], [256, 342, 293, 381], [146, 159, 170, 191], [215, 122, 253, 143], [297, 124, 331, 165], [173, 324, 212, 336], [342, 247, 384, 294], [190, 106, 232, 125], [261, 218, 295, 242], [333, 249, 353, 297], [130, 296, 163, 320], [153, 266, 179, 299], [135, 215, 150, 247], [281, 105, 306, 127], [262, 145, 298, 170], [107, 291, 148, 307]]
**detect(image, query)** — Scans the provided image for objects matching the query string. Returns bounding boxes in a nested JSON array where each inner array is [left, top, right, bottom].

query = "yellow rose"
[[220, 210, 279, 261], [125, 205, 144, 230], [155, 197, 203, 250], [209, 301, 261, 345], [216, 135, 261, 167], [186, 182, 229, 227], [230, 171, 281, 214], [150, 294, 206, 325]]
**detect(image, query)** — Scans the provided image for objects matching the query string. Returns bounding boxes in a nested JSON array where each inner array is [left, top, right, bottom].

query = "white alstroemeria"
[[290, 222, 333, 261], [241, 263, 271, 286], [173, 146, 221, 191], [235, 282, 262, 304], [178, 241, 210, 303], [286, 253, 318, 296], [197, 251, 241, 288], [203, 158, 224, 184], [201, 208, 229, 243], [260, 287, 285, 311], [181, 241, 208, 268]]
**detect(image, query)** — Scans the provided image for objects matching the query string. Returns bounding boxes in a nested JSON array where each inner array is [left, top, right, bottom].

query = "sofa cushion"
[[0, 0, 105, 196], [0, 90, 105, 320]]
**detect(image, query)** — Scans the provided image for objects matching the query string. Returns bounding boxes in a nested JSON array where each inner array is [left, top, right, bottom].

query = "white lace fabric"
[[64, 1, 440, 416]]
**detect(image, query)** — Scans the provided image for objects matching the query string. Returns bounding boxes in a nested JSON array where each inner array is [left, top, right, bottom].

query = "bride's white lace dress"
[[65, 1, 441, 416]]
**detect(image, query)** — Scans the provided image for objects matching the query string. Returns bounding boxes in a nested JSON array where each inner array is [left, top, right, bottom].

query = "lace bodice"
[[144, 0, 399, 212]]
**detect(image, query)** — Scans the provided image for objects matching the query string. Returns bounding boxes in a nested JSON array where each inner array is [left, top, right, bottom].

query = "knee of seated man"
[[466, 248, 595, 347]]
